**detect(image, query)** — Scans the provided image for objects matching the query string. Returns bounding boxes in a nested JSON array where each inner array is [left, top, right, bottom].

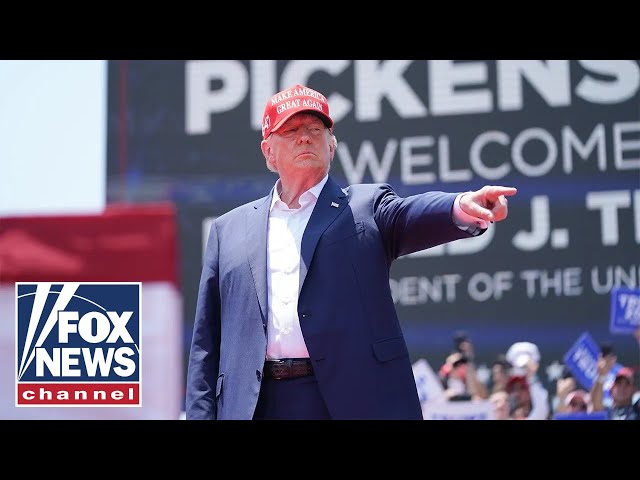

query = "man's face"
[[567, 395, 588, 413], [507, 379, 530, 407], [490, 391, 509, 420], [492, 364, 509, 383], [262, 113, 333, 180], [611, 377, 634, 405]]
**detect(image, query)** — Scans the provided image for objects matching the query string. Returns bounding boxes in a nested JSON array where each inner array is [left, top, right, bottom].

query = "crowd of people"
[[434, 329, 640, 420]]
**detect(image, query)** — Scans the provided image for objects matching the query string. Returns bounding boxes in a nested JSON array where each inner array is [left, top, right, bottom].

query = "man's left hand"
[[459, 185, 517, 223]]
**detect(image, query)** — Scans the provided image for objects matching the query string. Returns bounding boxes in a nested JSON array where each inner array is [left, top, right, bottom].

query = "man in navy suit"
[[186, 84, 517, 420]]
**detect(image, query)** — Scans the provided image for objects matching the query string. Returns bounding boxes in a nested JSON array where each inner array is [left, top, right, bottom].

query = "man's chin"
[[294, 158, 324, 168], [289, 163, 327, 177]]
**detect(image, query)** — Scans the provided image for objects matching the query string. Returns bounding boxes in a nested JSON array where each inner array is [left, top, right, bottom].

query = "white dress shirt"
[[266, 175, 329, 360], [265, 178, 487, 360]]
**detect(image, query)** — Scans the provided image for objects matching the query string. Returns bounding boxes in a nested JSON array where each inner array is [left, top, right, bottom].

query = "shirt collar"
[[270, 174, 329, 211]]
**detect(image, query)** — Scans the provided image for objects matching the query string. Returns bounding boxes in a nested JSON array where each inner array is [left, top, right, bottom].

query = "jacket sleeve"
[[185, 220, 222, 419], [372, 184, 476, 260]]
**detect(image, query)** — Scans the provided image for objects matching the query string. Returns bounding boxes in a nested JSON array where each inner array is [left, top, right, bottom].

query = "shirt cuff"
[[452, 193, 488, 231]]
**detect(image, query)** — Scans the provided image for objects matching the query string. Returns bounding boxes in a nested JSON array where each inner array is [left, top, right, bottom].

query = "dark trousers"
[[253, 374, 331, 420]]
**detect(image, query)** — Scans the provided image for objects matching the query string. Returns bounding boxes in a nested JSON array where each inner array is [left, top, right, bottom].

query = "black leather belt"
[[264, 358, 314, 380]]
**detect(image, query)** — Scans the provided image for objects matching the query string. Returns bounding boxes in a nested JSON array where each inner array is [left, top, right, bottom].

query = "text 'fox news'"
[[16, 283, 142, 407]]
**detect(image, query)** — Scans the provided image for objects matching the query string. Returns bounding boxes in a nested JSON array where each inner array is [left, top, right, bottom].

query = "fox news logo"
[[16, 282, 141, 407]]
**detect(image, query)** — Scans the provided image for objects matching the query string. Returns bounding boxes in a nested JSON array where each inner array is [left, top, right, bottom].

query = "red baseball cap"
[[261, 84, 334, 139], [505, 375, 529, 392]]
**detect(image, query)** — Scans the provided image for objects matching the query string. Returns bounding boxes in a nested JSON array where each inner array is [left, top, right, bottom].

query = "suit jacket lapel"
[[246, 192, 272, 327], [300, 176, 348, 288]]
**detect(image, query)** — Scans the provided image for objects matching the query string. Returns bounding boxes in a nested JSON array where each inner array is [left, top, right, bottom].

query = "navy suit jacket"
[[186, 176, 476, 419]]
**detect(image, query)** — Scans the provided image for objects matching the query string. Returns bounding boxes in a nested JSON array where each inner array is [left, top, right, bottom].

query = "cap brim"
[[270, 109, 333, 136]]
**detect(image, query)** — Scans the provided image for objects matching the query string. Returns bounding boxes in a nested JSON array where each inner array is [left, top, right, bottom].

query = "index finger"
[[484, 185, 517, 200]]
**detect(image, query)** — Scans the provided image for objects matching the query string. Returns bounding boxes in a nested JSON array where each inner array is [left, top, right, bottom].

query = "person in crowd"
[[504, 341, 550, 419], [591, 352, 639, 420], [489, 390, 510, 420], [551, 366, 579, 415], [439, 351, 489, 401], [487, 353, 512, 394]]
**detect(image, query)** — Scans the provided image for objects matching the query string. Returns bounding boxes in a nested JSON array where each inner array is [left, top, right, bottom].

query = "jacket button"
[[256, 370, 262, 381]]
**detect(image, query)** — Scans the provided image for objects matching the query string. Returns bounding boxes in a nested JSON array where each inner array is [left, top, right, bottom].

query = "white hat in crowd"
[[506, 341, 541, 369]]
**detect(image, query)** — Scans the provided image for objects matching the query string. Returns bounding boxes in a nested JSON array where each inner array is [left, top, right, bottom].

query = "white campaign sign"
[[412, 358, 445, 406], [422, 399, 495, 420]]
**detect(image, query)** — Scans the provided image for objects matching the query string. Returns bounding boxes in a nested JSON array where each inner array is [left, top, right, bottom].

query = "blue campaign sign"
[[553, 411, 609, 420], [563, 332, 600, 390], [563, 332, 622, 394], [610, 287, 640, 335]]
